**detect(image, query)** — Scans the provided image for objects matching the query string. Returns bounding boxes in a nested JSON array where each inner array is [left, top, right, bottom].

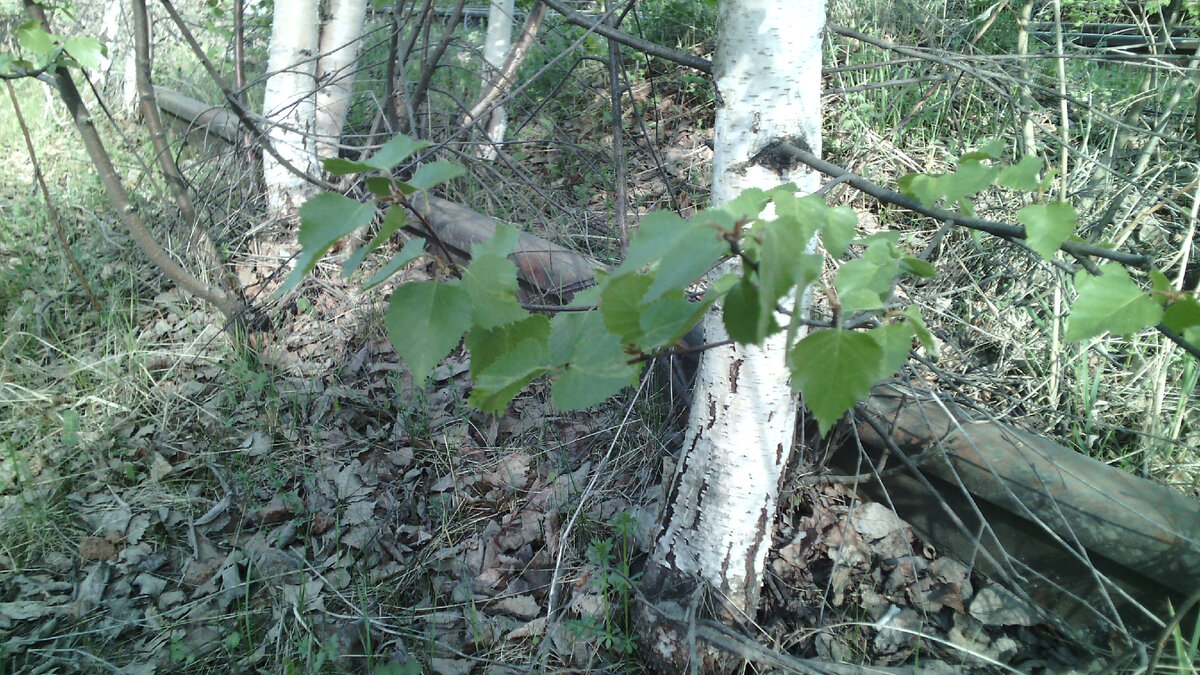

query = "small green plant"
[[567, 511, 642, 658]]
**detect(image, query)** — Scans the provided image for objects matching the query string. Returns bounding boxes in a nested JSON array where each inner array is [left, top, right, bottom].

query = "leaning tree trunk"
[[262, 0, 321, 216], [639, 1, 825, 671]]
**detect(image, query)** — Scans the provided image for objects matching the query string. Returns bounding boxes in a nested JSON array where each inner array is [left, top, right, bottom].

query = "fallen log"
[[848, 385, 1200, 641], [153, 88, 599, 300]]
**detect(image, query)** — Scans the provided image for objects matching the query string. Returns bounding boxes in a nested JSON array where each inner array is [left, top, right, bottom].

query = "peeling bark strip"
[[639, 2, 825, 671]]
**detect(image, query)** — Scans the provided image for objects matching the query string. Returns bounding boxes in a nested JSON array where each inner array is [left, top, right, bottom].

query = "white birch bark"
[[643, 1, 825, 667], [262, 0, 321, 216], [477, 0, 514, 160], [315, 0, 369, 159]]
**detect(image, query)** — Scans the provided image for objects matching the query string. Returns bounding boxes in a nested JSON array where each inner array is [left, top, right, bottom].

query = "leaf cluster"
[[291, 135, 1200, 436]]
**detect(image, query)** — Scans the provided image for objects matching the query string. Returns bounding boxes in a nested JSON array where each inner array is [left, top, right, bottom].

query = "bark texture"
[[315, 0, 369, 159], [640, 1, 826, 670], [262, 0, 321, 215]]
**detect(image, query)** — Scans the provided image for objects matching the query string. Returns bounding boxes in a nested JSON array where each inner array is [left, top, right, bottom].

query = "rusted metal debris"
[[849, 385, 1200, 642]]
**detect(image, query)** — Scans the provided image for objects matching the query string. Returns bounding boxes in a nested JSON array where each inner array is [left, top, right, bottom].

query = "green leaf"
[[367, 134, 430, 171], [867, 322, 915, 381], [835, 241, 899, 314], [16, 21, 54, 55], [322, 135, 431, 175], [899, 257, 936, 278], [940, 159, 999, 210], [1065, 264, 1163, 341], [600, 273, 653, 344], [788, 329, 883, 435], [386, 281, 471, 382], [1018, 201, 1076, 261], [364, 176, 394, 197], [279, 193, 376, 294], [1149, 269, 1174, 304], [619, 211, 727, 291], [898, 173, 942, 207], [723, 278, 776, 344], [639, 291, 712, 349], [466, 315, 551, 375], [904, 306, 938, 356], [469, 339, 550, 415], [997, 155, 1043, 191], [63, 36, 105, 70], [407, 161, 465, 191], [959, 139, 1005, 161], [462, 225, 527, 329], [361, 238, 428, 291], [1163, 296, 1200, 334], [548, 312, 639, 409], [821, 206, 857, 259], [758, 210, 820, 335], [344, 206, 408, 278]]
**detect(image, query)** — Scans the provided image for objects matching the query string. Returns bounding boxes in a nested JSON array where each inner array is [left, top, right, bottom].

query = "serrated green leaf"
[[1018, 201, 1076, 261], [821, 206, 857, 259], [1164, 296, 1200, 333], [466, 315, 551, 375], [365, 176, 394, 197], [723, 278, 775, 344], [368, 134, 430, 171], [898, 173, 943, 207], [639, 291, 711, 349], [1149, 269, 1174, 304], [344, 206, 408, 278], [788, 329, 883, 435], [407, 161, 465, 191], [63, 36, 105, 70], [469, 339, 550, 415], [386, 281, 471, 382], [904, 306, 938, 356], [361, 238, 428, 290], [899, 257, 936, 278], [600, 273, 653, 344], [622, 211, 704, 270], [462, 255, 527, 328], [279, 193, 376, 294], [548, 311, 638, 409], [835, 241, 899, 314], [960, 139, 1005, 161], [758, 212, 820, 336], [1066, 264, 1163, 341], [940, 159, 999, 209], [16, 21, 54, 55], [997, 155, 1043, 191], [867, 322, 915, 381], [323, 157, 375, 176]]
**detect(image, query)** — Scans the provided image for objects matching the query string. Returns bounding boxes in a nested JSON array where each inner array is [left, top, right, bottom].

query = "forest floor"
[[0, 74, 1113, 674]]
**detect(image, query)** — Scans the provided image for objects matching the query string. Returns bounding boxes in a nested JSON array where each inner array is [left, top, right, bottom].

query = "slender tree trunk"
[[476, 0, 513, 160], [315, 0, 369, 159], [262, 0, 321, 216], [639, 1, 825, 670]]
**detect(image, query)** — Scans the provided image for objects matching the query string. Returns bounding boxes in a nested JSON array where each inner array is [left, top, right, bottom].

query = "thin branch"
[[770, 141, 1151, 267], [540, 0, 713, 74], [23, 1, 243, 324], [6, 79, 100, 311]]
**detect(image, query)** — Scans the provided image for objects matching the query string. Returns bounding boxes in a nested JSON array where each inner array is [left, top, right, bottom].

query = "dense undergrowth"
[[1, 0, 1198, 673]]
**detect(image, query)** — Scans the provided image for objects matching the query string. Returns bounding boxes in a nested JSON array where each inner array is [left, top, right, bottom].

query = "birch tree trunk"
[[477, 0, 514, 160], [262, 0, 321, 216], [639, 1, 825, 670], [315, 0, 369, 159]]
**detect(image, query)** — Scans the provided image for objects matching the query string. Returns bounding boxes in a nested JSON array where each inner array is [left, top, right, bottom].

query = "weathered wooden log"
[[849, 385, 1200, 640], [153, 86, 241, 147]]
